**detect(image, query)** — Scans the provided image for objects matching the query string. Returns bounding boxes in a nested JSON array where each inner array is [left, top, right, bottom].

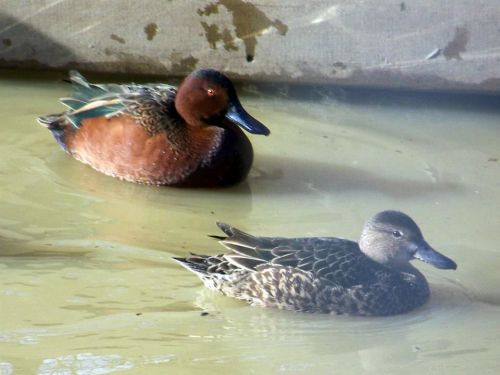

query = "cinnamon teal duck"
[[37, 69, 270, 187], [173, 210, 457, 316]]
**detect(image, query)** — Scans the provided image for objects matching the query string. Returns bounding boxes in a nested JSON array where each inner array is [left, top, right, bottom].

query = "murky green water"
[[0, 72, 499, 374]]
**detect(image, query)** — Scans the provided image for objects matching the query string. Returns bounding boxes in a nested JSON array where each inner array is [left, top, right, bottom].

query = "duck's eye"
[[207, 88, 215, 97], [392, 230, 403, 239]]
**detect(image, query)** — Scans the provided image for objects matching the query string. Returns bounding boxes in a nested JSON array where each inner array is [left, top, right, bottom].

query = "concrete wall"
[[1, 0, 500, 93]]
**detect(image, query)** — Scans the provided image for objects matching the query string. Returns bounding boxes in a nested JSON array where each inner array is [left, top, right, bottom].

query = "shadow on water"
[[251, 154, 465, 198], [41, 150, 254, 210], [0, 237, 92, 264], [41, 150, 464, 203], [249, 82, 500, 114]]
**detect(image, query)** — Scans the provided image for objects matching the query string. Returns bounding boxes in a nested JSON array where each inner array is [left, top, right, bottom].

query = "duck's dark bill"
[[414, 242, 457, 270], [226, 104, 270, 136]]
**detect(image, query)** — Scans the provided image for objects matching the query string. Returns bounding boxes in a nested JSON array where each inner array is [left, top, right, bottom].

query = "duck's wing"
[[173, 224, 270, 279], [48, 71, 179, 132], [215, 222, 381, 288]]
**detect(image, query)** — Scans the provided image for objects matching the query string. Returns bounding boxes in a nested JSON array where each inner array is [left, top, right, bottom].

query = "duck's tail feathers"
[[172, 253, 213, 277], [224, 254, 266, 271], [172, 254, 237, 292], [215, 222, 273, 262], [68, 70, 108, 102], [36, 114, 69, 152], [69, 70, 90, 88], [67, 70, 133, 104], [37, 114, 60, 129], [216, 222, 261, 248]]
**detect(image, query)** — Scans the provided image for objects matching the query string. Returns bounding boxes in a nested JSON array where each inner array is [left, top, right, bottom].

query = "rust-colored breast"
[[64, 115, 222, 185]]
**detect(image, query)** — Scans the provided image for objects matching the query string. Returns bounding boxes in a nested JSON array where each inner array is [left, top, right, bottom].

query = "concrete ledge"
[[1, 1, 499, 93]]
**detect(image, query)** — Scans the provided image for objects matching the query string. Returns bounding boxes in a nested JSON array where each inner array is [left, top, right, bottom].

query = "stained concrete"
[[0, 0, 499, 93]]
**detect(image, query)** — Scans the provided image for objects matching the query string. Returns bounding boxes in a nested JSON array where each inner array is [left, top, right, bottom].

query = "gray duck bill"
[[413, 242, 457, 270], [225, 103, 270, 136]]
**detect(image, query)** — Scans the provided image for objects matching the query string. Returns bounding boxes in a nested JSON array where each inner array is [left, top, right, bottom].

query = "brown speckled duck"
[[37, 69, 270, 187], [173, 210, 457, 316]]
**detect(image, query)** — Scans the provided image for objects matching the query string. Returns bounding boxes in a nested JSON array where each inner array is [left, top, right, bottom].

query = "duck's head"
[[175, 68, 270, 135], [359, 210, 457, 270]]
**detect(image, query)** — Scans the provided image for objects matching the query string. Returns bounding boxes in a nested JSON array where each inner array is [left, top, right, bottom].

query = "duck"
[[173, 210, 457, 316], [37, 69, 270, 187]]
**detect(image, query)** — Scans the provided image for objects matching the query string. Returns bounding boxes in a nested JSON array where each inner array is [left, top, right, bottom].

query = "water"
[[0, 71, 499, 374]]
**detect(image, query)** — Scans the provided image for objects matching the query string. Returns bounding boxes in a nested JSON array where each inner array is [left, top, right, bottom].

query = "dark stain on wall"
[[443, 26, 469, 60], [331, 62, 347, 75], [198, 0, 288, 62], [170, 55, 199, 72], [200, 22, 237, 51], [197, 3, 218, 16], [144, 23, 158, 41], [110, 34, 126, 44], [2, 38, 12, 47], [200, 22, 220, 49]]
